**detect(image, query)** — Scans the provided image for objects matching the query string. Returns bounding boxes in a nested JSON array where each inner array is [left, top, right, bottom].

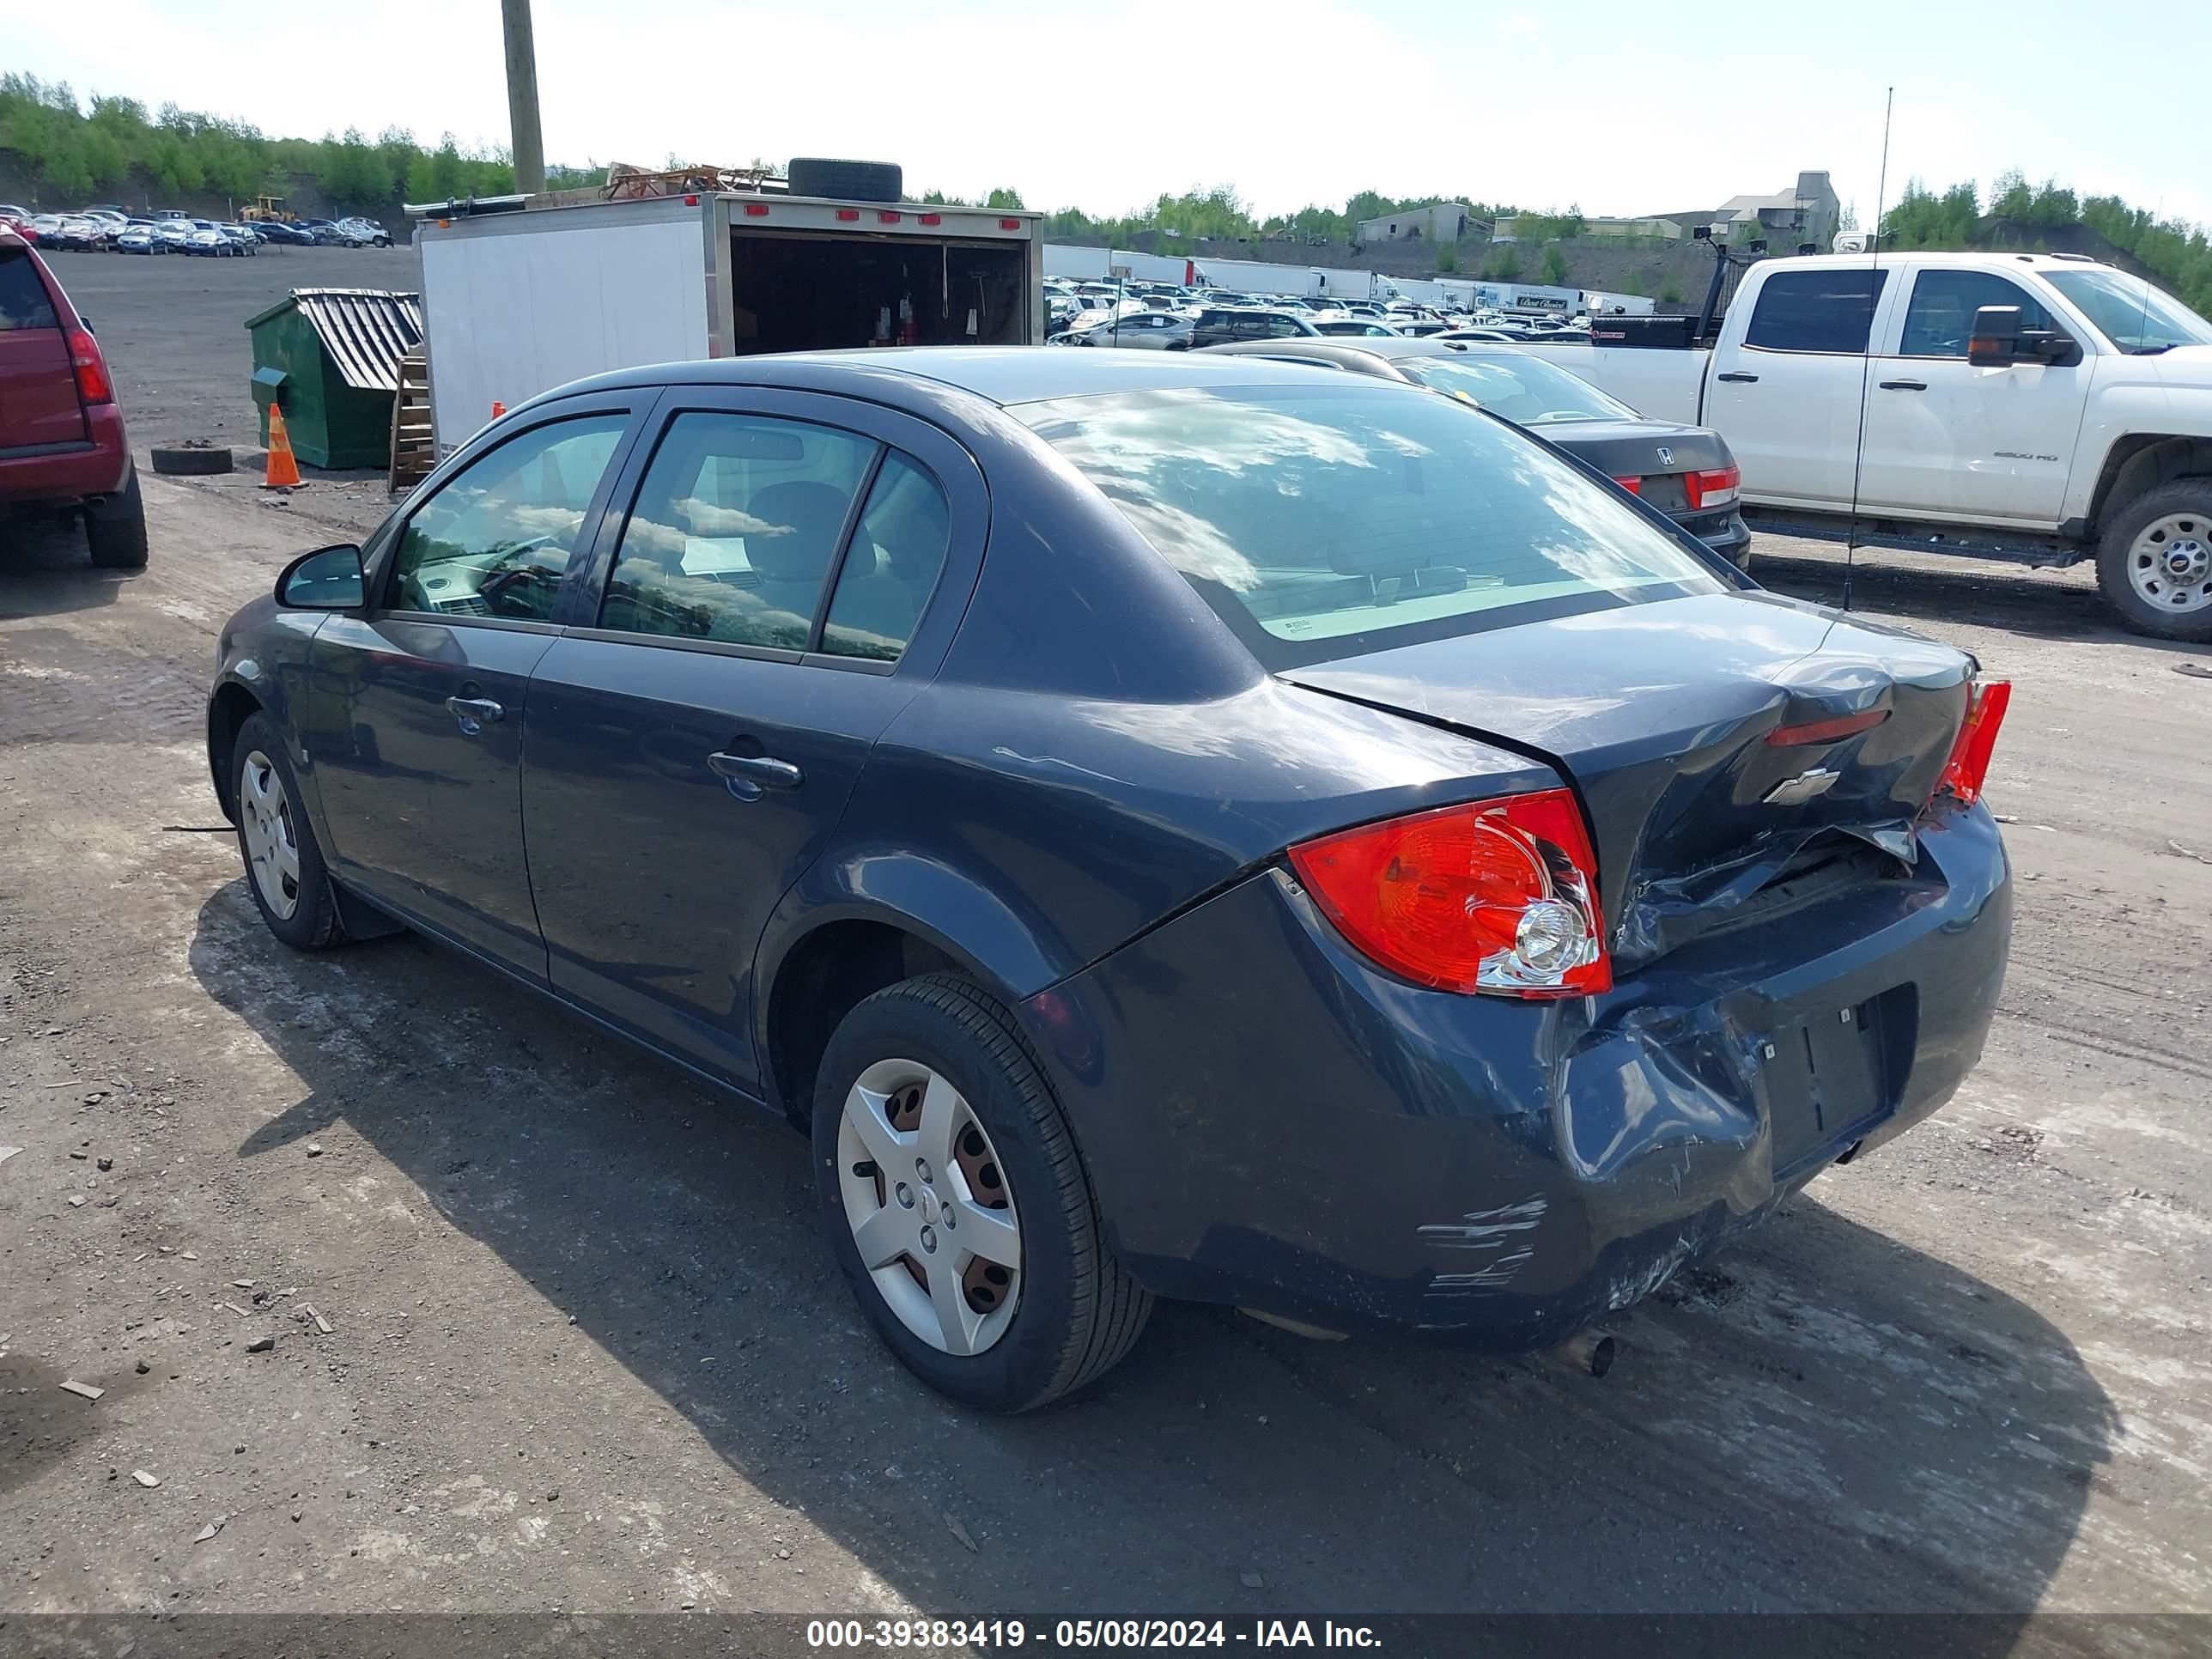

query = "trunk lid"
[[1539, 418, 1728, 516], [1282, 591, 1975, 969], [0, 240, 86, 452]]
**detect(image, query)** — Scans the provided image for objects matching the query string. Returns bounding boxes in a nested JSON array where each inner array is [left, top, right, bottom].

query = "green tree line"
[[0, 73, 566, 211], [1883, 170, 2212, 314]]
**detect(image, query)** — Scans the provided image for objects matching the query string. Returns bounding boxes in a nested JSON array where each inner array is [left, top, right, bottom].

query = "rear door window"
[[1742, 270, 1889, 354], [820, 453, 953, 661], [0, 246, 59, 331], [599, 412, 877, 651]]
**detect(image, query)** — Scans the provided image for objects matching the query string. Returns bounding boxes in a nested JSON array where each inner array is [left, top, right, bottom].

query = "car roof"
[[1200, 337, 1480, 371], [570, 347, 1382, 411]]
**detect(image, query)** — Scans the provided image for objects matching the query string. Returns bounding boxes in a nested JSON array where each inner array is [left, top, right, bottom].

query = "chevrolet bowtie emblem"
[[1764, 768, 1840, 806]]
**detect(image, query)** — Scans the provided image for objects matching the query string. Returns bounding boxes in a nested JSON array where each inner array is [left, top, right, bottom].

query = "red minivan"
[[0, 228, 146, 567]]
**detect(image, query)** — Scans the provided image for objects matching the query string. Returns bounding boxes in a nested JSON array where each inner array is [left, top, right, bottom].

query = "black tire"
[[84, 465, 149, 568], [813, 974, 1152, 1411], [150, 444, 233, 477], [786, 157, 903, 204], [230, 713, 345, 951], [2096, 481, 2212, 642]]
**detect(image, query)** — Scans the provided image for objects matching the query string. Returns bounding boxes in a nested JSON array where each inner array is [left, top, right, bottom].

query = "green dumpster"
[[243, 289, 423, 470]]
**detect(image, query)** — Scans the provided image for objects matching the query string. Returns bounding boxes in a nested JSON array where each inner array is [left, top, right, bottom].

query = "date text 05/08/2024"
[[805, 1620, 1383, 1649]]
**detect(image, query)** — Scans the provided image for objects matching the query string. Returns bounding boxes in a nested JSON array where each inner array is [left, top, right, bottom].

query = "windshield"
[[2046, 268, 2212, 354], [1408, 353, 1639, 424], [1018, 386, 1726, 665]]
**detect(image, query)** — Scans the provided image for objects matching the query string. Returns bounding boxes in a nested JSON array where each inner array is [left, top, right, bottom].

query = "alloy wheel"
[[239, 749, 301, 921], [836, 1058, 1023, 1357]]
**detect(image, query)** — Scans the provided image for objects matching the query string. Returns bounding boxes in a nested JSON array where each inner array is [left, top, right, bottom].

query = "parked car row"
[[0, 205, 392, 255], [1044, 276, 1598, 349]]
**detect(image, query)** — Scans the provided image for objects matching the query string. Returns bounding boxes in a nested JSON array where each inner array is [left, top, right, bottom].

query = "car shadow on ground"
[[191, 879, 2118, 1626], [1755, 548, 2209, 659], [0, 517, 132, 618]]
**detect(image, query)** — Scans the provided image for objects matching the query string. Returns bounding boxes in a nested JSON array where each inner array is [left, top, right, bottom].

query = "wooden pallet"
[[387, 348, 434, 495]]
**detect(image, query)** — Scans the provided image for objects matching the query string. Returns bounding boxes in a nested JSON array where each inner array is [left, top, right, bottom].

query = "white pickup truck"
[[1543, 252, 2212, 641]]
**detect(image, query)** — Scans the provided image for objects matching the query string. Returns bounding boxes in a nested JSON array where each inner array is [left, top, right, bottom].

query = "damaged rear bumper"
[[1022, 799, 2011, 1346]]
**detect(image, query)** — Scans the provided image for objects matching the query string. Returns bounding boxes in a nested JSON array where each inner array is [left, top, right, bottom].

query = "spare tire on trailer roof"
[[786, 158, 903, 204]]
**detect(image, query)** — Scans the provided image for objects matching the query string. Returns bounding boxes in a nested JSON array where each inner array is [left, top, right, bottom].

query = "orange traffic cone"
[[263, 404, 301, 489]]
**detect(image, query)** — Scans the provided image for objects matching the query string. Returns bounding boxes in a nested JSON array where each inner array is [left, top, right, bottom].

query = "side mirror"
[[276, 544, 366, 610], [1970, 306, 2078, 367], [1966, 306, 2021, 365]]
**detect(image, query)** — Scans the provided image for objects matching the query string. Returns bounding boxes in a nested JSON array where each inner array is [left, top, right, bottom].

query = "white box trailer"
[[1043, 245, 1196, 284], [416, 191, 1043, 453], [1582, 289, 1656, 317], [1472, 281, 1582, 317]]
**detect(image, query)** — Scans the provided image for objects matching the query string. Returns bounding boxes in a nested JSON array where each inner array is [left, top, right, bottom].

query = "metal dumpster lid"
[[244, 289, 423, 393]]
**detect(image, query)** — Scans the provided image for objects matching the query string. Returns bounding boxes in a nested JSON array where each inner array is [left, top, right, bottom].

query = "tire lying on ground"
[[786, 157, 903, 203], [149, 444, 234, 477]]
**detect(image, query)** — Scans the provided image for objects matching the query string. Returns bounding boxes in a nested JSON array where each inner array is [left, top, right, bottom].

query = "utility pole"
[[501, 0, 545, 195]]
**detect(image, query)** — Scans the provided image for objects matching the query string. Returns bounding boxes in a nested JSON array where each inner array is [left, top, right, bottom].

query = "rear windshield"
[[1018, 386, 1727, 665], [0, 246, 59, 332], [1408, 353, 1638, 424]]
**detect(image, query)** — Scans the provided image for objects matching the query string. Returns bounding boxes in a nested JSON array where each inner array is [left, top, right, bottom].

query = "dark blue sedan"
[[207, 349, 2014, 1410]]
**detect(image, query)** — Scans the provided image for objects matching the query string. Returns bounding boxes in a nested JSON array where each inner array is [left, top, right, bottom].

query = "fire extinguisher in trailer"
[[897, 295, 916, 346]]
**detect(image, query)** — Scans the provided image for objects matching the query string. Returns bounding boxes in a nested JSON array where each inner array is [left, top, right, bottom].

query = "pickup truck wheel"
[[2098, 482, 2212, 641], [84, 465, 149, 568]]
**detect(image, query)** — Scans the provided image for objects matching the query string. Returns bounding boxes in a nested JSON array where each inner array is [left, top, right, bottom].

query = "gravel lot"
[[3, 251, 2209, 1632]]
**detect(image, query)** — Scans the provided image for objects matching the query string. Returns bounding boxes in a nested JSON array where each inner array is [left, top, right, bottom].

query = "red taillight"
[[919, 212, 942, 226], [878, 210, 902, 224], [743, 203, 769, 217], [1611, 475, 1642, 495], [64, 325, 112, 405], [1937, 679, 2010, 806], [1290, 790, 1611, 999], [999, 217, 1022, 230], [836, 208, 860, 222], [1684, 465, 1741, 510]]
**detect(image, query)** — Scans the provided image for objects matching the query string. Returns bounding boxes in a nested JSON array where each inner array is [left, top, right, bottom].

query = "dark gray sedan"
[[206, 349, 2011, 1410], [1200, 335, 1756, 566]]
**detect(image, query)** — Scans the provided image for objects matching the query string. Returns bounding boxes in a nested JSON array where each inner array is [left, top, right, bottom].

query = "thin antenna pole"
[[1842, 86, 1895, 614], [2134, 200, 2160, 350]]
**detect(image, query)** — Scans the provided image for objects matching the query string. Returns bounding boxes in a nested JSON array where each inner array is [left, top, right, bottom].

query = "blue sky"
[[7, 0, 2207, 228]]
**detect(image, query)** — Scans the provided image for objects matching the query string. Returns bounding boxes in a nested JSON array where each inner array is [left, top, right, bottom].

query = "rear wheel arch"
[[761, 914, 986, 1130]]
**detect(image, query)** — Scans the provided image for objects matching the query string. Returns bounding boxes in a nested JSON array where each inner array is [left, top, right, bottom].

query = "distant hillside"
[[1881, 175, 2212, 313]]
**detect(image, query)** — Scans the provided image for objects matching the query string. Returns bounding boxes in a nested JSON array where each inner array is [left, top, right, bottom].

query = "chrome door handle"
[[1878, 379, 1928, 391], [446, 696, 504, 733], [708, 751, 803, 789]]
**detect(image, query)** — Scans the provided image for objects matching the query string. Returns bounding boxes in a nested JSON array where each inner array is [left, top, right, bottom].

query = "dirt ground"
[[2, 252, 2209, 1632]]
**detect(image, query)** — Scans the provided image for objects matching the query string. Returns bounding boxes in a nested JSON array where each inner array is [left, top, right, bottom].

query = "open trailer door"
[[714, 196, 1041, 354]]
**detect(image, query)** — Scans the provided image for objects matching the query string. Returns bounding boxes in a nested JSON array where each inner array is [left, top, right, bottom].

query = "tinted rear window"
[[1743, 270, 1888, 354], [1018, 386, 1727, 666], [0, 246, 59, 332]]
